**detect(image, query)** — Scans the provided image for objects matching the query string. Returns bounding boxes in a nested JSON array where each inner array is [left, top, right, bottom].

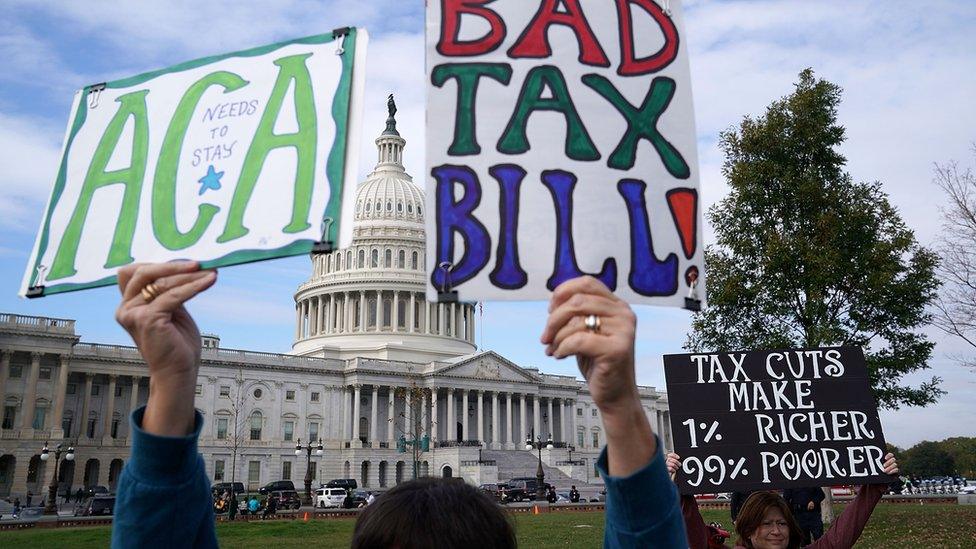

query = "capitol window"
[[366, 202, 371, 212], [397, 250, 405, 269], [253, 388, 263, 399], [311, 392, 320, 402], [219, 386, 230, 397], [385, 249, 392, 268], [39, 367, 51, 380], [397, 202, 403, 213], [358, 250, 365, 268], [216, 418, 228, 440], [411, 251, 418, 270], [286, 390, 295, 401], [371, 249, 379, 268], [407, 204, 413, 214], [250, 412, 263, 440]]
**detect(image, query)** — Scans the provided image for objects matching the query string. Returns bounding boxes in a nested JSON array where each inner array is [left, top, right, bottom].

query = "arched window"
[[375, 200, 381, 212], [325, 255, 331, 273], [346, 251, 352, 270], [383, 298, 392, 328], [413, 300, 422, 330], [368, 298, 377, 328], [397, 250, 405, 269], [250, 411, 263, 440], [418, 206, 423, 216], [371, 249, 379, 268], [361, 461, 370, 488], [358, 249, 365, 268], [397, 297, 407, 328], [357, 201, 362, 214], [397, 202, 403, 213], [359, 418, 369, 443], [387, 201, 393, 212], [379, 461, 388, 487], [385, 249, 392, 268], [365, 201, 371, 212], [407, 203, 413, 214], [411, 251, 419, 270]]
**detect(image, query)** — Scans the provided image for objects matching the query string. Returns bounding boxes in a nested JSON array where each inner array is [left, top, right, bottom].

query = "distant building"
[[0, 108, 672, 499]]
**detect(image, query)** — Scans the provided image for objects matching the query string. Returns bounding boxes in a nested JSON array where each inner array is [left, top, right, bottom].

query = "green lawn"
[[2, 504, 974, 547]]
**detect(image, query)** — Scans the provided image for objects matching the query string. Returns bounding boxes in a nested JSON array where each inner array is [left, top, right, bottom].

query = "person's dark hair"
[[734, 491, 803, 549], [351, 477, 516, 549]]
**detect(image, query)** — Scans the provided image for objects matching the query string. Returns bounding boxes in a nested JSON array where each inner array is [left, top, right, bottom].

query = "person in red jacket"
[[666, 452, 899, 549]]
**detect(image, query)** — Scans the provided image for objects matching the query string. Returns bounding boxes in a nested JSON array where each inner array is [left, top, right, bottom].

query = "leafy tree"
[[939, 437, 976, 478], [687, 69, 943, 409], [902, 441, 956, 477], [933, 146, 976, 372]]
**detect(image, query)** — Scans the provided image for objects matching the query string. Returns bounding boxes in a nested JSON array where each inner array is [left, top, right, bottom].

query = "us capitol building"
[[0, 107, 673, 498]]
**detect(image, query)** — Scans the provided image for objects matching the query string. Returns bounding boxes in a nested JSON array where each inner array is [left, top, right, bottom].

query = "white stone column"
[[352, 385, 362, 446], [80, 373, 94, 438], [663, 411, 672, 452], [50, 355, 70, 435], [656, 410, 664, 443], [0, 352, 9, 419], [430, 388, 438, 441], [438, 303, 446, 335], [446, 388, 455, 441], [374, 291, 382, 333], [404, 390, 412, 439], [533, 395, 541, 441], [570, 399, 578, 446], [520, 393, 527, 443], [449, 302, 456, 336], [328, 294, 335, 334], [461, 389, 469, 441], [476, 390, 484, 443], [370, 385, 379, 447], [546, 397, 554, 441], [295, 304, 301, 340], [506, 393, 514, 447], [392, 290, 400, 331], [408, 293, 416, 333], [491, 391, 499, 449], [103, 375, 117, 439], [129, 376, 142, 415], [425, 301, 432, 334], [20, 352, 41, 429], [422, 390, 430, 439], [341, 386, 350, 442], [559, 399, 566, 443], [359, 291, 366, 333], [388, 387, 396, 445]]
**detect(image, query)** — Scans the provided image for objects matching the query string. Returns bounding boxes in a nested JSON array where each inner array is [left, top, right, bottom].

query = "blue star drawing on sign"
[[198, 165, 224, 195]]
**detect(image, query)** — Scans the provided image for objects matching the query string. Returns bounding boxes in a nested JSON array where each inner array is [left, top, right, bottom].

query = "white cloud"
[[0, 111, 64, 230]]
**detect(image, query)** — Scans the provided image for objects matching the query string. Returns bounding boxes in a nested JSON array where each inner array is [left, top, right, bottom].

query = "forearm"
[[143, 369, 198, 436], [601, 396, 656, 478]]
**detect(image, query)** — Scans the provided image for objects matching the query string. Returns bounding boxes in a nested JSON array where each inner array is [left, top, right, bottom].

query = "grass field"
[[1, 503, 974, 547]]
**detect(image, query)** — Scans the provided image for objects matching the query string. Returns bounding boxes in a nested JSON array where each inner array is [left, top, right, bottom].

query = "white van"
[[315, 487, 348, 509]]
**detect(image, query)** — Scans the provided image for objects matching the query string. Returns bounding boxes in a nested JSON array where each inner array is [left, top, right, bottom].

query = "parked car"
[[259, 480, 296, 495], [589, 490, 607, 503], [84, 485, 109, 498], [499, 479, 536, 502], [211, 482, 245, 498], [351, 490, 370, 507], [479, 483, 505, 500], [325, 478, 358, 490], [75, 495, 116, 517], [271, 490, 302, 510], [315, 487, 349, 509]]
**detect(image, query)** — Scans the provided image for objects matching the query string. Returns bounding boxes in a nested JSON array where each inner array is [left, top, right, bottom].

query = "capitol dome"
[[292, 98, 476, 361]]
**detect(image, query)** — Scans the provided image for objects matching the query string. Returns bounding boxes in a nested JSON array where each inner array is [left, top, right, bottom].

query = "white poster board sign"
[[21, 29, 368, 297], [425, 0, 703, 307]]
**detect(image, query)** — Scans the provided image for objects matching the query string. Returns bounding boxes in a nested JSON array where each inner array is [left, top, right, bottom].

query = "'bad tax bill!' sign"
[[425, 0, 704, 306], [20, 29, 368, 298], [664, 347, 894, 495]]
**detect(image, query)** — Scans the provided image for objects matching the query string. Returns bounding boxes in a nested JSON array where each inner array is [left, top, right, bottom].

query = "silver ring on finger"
[[584, 314, 601, 333]]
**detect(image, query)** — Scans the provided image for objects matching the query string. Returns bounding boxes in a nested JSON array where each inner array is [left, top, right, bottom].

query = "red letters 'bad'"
[[437, 0, 507, 57]]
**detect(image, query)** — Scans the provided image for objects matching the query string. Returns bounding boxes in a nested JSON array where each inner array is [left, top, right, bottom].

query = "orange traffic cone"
[[303, 512, 310, 522], [532, 505, 539, 515]]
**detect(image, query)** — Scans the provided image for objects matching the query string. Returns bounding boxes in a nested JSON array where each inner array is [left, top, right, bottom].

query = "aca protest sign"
[[20, 29, 368, 298], [424, 0, 703, 306], [664, 347, 894, 495]]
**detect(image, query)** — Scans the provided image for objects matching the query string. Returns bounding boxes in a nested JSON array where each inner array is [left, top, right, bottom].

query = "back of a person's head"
[[351, 477, 516, 549], [734, 491, 803, 549]]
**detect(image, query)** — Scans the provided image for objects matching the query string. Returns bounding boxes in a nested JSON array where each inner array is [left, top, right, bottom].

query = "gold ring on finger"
[[584, 314, 601, 333], [141, 282, 161, 303]]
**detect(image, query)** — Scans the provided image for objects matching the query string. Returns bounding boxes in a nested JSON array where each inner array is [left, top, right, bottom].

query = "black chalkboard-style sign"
[[664, 347, 893, 495]]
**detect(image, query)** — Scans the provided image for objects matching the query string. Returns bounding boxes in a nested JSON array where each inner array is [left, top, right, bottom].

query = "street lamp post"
[[295, 438, 323, 505], [525, 435, 553, 501], [40, 442, 74, 515]]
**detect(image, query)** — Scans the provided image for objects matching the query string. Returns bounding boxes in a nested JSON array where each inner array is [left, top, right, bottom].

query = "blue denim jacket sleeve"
[[597, 436, 688, 548], [111, 406, 217, 549]]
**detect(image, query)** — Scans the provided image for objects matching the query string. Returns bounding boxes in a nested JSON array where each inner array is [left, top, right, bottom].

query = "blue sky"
[[1, 0, 974, 448]]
